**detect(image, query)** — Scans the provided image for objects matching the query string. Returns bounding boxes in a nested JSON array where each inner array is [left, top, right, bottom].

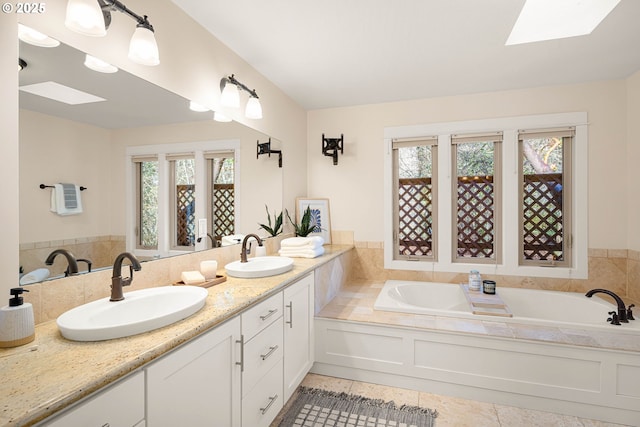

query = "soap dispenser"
[[0, 288, 35, 348]]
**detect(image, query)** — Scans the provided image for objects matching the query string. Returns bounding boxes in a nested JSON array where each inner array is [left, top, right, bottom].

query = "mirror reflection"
[[18, 38, 283, 284]]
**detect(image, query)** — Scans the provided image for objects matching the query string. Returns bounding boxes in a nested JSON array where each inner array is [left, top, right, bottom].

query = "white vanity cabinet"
[[283, 272, 315, 401], [145, 317, 242, 427], [41, 371, 145, 427], [240, 292, 284, 427]]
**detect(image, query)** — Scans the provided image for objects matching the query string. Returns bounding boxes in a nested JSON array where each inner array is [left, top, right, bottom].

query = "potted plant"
[[285, 206, 315, 237], [258, 205, 283, 237]]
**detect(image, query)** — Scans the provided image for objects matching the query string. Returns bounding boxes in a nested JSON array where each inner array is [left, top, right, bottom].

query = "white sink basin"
[[57, 286, 208, 341], [225, 256, 294, 278]]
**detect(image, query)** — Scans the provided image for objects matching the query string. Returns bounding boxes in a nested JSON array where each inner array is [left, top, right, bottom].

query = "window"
[[519, 128, 573, 267], [392, 137, 437, 260], [452, 133, 502, 263], [126, 140, 240, 258], [169, 155, 196, 250], [205, 151, 235, 247], [133, 156, 158, 250], [384, 112, 588, 279]]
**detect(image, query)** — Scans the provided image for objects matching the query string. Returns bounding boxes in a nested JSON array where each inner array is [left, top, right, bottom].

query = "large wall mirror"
[[18, 38, 283, 284]]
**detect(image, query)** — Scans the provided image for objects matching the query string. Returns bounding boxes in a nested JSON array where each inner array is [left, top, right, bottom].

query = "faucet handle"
[[607, 311, 621, 325], [627, 304, 635, 321], [121, 265, 135, 287]]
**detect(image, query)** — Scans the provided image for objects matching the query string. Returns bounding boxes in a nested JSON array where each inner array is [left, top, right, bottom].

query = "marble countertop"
[[0, 245, 352, 427]]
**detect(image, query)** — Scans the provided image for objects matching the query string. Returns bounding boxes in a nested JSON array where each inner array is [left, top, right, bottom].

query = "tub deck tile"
[[316, 280, 640, 352]]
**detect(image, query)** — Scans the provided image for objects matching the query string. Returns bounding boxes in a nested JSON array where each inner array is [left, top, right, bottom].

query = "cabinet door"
[[283, 272, 315, 401], [43, 371, 144, 427], [146, 317, 241, 427]]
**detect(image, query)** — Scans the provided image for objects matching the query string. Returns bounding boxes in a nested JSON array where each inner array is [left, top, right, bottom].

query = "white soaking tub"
[[374, 280, 640, 333]]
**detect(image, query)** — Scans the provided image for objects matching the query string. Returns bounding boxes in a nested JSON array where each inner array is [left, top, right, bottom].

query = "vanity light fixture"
[[84, 54, 118, 73], [322, 134, 344, 166], [65, 0, 160, 66], [257, 138, 282, 168], [18, 24, 60, 48], [220, 74, 263, 119]]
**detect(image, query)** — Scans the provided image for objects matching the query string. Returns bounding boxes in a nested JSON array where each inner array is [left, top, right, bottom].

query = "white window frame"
[[384, 112, 588, 279], [126, 140, 240, 259]]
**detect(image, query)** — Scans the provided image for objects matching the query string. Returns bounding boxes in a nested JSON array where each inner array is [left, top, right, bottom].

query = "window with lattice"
[[519, 128, 572, 267], [170, 157, 196, 250], [392, 137, 437, 260], [452, 133, 502, 263], [206, 152, 235, 247], [134, 157, 158, 249]]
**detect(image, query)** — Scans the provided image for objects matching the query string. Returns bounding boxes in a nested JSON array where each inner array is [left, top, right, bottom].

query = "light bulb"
[[65, 0, 106, 37], [245, 96, 262, 119], [128, 25, 160, 66], [220, 82, 240, 108]]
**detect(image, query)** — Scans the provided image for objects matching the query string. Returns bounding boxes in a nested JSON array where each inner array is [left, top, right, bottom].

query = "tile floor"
[[272, 373, 629, 427]]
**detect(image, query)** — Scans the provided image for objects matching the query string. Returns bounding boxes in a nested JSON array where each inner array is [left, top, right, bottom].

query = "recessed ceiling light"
[[19, 81, 106, 105], [213, 112, 232, 122], [506, 0, 621, 45], [18, 24, 60, 48]]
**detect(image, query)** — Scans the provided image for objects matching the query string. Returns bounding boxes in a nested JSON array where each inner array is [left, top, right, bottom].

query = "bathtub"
[[374, 280, 640, 333]]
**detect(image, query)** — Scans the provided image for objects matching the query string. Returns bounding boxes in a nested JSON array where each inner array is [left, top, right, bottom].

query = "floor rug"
[[277, 386, 437, 427]]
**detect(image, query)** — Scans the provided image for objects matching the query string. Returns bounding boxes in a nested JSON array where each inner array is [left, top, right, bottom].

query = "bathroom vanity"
[[1, 247, 347, 427]]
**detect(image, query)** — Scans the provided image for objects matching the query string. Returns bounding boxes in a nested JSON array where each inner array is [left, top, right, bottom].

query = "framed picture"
[[296, 198, 331, 244]]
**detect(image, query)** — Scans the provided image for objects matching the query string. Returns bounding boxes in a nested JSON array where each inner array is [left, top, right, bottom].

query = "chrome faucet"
[[585, 288, 632, 324], [110, 252, 142, 302], [45, 249, 79, 276], [240, 234, 263, 263]]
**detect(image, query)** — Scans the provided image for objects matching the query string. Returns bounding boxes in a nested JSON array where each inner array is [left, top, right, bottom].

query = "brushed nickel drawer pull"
[[259, 308, 278, 321], [285, 302, 293, 328], [260, 345, 279, 360], [235, 335, 244, 372], [260, 394, 278, 415]]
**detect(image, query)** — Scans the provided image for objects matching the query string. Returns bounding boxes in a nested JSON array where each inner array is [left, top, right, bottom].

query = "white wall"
[[627, 70, 640, 252], [307, 80, 629, 249], [19, 110, 113, 244]]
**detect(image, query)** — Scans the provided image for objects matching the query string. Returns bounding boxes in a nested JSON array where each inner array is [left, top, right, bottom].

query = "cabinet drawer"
[[242, 360, 283, 427], [243, 317, 283, 396], [241, 292, 283, 340], [43, 371, 144, 427]]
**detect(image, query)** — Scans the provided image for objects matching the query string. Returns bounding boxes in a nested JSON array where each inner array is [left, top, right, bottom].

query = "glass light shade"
[[84, 54, 118, 73], [128, 26, 160, 66], [65, 0, 106, 37], [189, 101, 209, 112], [220, 82, 240, 108], [213, 112, 232, 122], [18, 24, 60, 48], [245, 96, 263, 120]]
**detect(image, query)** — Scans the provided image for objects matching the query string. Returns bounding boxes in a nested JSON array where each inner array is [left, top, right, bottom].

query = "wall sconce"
[[257, 138, 282, 168], [220, 74, 263, 119], [322, 134, 344, 165], [65, 0, 160, 66]]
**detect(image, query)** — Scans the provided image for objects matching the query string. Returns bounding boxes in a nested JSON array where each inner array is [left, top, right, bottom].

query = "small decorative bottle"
[[468, 270, 482, 292], [0, 288, 35, 348]]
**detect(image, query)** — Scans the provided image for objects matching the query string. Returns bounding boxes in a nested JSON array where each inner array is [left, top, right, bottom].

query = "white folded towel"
[[50, 183, 83, 216], [280, 236, 324, 249], [278, 246, 325, 258]]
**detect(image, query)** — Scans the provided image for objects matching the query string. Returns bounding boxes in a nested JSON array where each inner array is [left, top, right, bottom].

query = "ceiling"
[[172, 0, 640, 110]]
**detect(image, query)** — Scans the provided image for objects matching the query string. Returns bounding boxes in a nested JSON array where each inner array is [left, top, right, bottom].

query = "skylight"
[[19, 81, 106, 105], [506, 0, 621, 45]]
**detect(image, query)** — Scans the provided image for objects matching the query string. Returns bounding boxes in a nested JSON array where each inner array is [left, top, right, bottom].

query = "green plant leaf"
[[258, 205, 283, 236]]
